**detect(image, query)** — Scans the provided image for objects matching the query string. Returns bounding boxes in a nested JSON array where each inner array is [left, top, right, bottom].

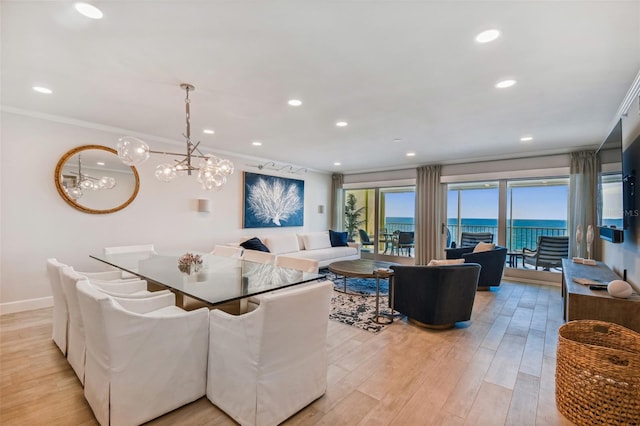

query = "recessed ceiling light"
[[96, 162, 105, 166], [495, 79, 517, 89], [475, 29, 501, 43], [74, 2, 103, 19], [406, 152, 416, 157], [333, 162, 341, 166], [393, 138, 403, 143], [252, 141, 262, 146], [520, 135, 533, 142], [203, 129, 215, 134], [288, 99, 302, 106], [336, 121, 348, 127], [32, 86, 52, 94]]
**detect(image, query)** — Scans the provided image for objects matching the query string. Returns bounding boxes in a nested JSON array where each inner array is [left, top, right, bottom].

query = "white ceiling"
[[2, 1, 639, 174]]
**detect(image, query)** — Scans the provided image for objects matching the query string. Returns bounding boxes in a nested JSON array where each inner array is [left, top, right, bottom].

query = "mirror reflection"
[[55, 145, 140, 214]]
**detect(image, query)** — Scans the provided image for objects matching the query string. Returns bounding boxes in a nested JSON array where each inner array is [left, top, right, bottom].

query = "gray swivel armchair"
[[445, 245, 507, 290], [390, 263, 481, 329]]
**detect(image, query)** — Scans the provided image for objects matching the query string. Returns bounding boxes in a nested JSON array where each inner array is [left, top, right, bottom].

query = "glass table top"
[[90, 251, 324, 307]]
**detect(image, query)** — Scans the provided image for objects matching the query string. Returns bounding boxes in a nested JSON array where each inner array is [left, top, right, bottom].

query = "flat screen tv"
[[622, 131, 638, 236], [597, 120, 624, 242]]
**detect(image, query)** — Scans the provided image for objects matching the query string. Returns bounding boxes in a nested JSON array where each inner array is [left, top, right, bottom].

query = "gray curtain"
[[415, 165, 443, 265], [568, 151, 598, 259], [330, 173, 344, 230]]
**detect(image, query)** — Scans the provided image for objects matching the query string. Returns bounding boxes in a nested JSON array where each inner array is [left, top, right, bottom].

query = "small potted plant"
[[178, 252, 203, 275]]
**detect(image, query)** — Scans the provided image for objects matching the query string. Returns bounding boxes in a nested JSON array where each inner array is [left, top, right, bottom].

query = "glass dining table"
[[90, 251, 324, 308]]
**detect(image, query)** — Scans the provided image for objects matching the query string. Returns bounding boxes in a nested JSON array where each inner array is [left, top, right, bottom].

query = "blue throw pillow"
[[329, 230, 348, 247], [240, 237, 270, 252]]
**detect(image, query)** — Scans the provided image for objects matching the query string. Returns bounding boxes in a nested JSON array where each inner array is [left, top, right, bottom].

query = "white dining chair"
[[76, 280, 209, 426], [103, 244, 156, 255], [46, 258, 142, 356], [59, 266, 162, 385], [241, 249, 276, 264], [274, 256, 320, 273], [211, 245, 244, 258], [206, 280, 333, 426]]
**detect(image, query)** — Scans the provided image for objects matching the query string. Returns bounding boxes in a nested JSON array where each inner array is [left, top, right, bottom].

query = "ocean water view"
[[384, 217, 569, 250]]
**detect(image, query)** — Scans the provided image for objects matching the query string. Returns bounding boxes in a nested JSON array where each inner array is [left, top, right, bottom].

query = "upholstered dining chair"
[[274, 256, 320, 273], [207, 280, 333, 426], [76, 280, 209, 426], [212, 244, 244, 258], [391, 264, 481, 329], [242, 249, 276, 264], [46, 258, 140, 356], [103, 244, 156, 255], [59, 267, 158, 385]]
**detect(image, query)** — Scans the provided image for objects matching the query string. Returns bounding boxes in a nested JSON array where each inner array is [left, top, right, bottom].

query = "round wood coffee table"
[[328, 259, 399, 324]]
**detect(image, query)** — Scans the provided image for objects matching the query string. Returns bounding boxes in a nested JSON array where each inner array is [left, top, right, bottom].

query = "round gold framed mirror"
[[54, 145, 140, 214]]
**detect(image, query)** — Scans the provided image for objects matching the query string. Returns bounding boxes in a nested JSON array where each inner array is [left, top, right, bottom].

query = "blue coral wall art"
[[243, 172, 304, 228]]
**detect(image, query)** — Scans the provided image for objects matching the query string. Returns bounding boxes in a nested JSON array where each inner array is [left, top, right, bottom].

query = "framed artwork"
[[243, 172, 304, 228]]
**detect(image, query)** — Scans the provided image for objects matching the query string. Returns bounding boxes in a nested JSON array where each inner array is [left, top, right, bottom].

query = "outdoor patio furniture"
[[393, 231, 415, 256], [358, 229, 375, 250], [460, 232, 494, 247], [523, 235, 569, 270]]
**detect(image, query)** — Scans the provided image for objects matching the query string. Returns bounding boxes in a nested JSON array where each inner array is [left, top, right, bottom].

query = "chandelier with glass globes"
[[116, 83, 234, 190], [65, 153, 117, 200]]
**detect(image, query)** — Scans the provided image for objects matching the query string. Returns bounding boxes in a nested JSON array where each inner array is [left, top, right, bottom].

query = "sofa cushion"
[[473, 242, 495, 253], [427, 259, 465, 266], [284, 246, 358, 262], [300, 232, 332, 250], [329, 230, 348, 247], [240, 237, 270, 252], [262, 234, 300, 255]]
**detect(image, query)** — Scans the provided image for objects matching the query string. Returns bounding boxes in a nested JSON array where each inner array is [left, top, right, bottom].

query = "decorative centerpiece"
[[178, 252, 203, 275]]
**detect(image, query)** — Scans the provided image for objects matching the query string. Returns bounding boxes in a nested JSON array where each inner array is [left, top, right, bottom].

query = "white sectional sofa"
[[238, 231, 360, 268]]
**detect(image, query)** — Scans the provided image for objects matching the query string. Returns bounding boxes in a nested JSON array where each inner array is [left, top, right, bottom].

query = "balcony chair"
[[76, 280, 208, 426], [445, 245, 508, 289], [207, 280, 333, 426], [459, 232, 494, 247], [522, 235, 569, 270], [390, 264, 481, 329], [393, 231, 415, 256], [358, 229, 375, 251]]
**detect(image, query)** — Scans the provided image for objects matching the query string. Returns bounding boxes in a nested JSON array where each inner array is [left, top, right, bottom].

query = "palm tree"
[[344, 193, 365, 242]]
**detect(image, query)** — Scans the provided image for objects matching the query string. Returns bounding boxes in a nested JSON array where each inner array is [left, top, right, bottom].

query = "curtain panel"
[[415, 165, 443, 265], [568, 151, 598, 259], [331, 173, 344, 230]]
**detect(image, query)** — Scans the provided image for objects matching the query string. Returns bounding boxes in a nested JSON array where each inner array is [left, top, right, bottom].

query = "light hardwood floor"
[[0, 280, 574, 425]]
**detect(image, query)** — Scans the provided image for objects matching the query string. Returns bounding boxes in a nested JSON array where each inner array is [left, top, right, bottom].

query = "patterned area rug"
[[322, 269, 393, 333]]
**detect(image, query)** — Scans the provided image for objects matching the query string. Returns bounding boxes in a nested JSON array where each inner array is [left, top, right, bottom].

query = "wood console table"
[[562, 258, 640, 332]]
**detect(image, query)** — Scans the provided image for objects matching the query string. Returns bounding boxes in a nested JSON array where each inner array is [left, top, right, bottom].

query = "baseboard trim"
[[0, 296, 53, 316]]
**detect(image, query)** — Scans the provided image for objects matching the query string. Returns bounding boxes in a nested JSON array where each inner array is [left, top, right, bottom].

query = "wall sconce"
[[317, 205, 324, 214], [197, 198, 211, 213]]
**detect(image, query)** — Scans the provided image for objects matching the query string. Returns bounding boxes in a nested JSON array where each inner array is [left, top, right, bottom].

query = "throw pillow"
[[240, 237, 270, 252], [302, 232, 332, 250], [427, 259, 465, 266], [473, 242, 495, 253], [329, 230, 348, 247]]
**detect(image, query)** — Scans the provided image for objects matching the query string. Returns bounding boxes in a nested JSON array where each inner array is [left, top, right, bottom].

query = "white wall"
[[601, 94, 640, 289], [0, 111, 331, 313]]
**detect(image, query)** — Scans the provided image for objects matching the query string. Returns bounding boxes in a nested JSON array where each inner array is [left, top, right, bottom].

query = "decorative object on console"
[[243, 172, 304, 228], [116, 84, 234, 190], [608, 279, 633, 298], [586, 224, 594, 260], [178, 253, 203, 274], [575, 224, 583, 258]]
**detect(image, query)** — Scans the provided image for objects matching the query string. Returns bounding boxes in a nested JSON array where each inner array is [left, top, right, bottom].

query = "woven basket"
[[556, 320, 640, 425]]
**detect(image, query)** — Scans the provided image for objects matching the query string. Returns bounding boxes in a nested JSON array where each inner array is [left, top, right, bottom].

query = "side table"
[[506, 251, 522, 268]]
